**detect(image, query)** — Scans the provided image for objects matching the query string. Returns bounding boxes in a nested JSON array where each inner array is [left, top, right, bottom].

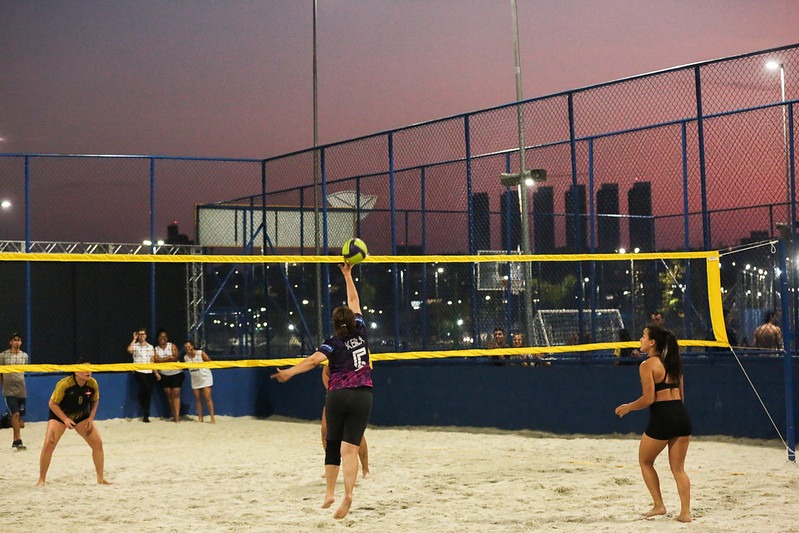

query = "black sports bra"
[[654, 379, 679, 391]]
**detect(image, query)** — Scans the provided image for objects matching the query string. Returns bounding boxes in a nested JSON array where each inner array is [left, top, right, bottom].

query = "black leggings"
[[325, 387, 373, 446], [133, 372, 154, 417]]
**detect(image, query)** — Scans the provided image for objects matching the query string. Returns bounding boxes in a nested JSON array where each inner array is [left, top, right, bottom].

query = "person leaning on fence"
[[753, 310, 783, 352], [1, 332, 29, 450], [614, 328, 641, 366], [184, 340, 215, 423], [649, 311, 665, 328], [154, 329, 185, 423], [512, 332, 550, 366], [487, 326, 508, 364]]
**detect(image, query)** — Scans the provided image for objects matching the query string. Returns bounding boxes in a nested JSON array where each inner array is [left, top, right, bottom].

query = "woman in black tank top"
[[614, 325, 692, 523]]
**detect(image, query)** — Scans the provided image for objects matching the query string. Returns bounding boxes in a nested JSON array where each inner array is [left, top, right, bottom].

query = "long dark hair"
[[647, 325, 682, 381], [332, 306, 357, 337]]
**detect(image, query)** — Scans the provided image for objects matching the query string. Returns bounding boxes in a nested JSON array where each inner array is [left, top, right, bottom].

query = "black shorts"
[[159, 372, 185, 389], [645, 400, 692, 440], [48, 410, 89, 425], [5, 397, 26, 417], [325, 387, 373, 446]]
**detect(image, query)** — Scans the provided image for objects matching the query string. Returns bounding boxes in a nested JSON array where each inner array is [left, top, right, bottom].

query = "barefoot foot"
[[333, 495, 353, 519], [35, 479, 45, 487], [676, 513, 692, 523], [321, 495, 335, 509], [643, 505, 667, 519]]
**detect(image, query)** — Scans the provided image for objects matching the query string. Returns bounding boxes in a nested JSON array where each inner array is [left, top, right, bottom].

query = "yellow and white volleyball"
[[342, 238, 368, 265]]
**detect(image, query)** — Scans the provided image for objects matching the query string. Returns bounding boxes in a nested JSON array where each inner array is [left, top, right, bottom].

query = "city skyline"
[[2, 1, 797, 160]]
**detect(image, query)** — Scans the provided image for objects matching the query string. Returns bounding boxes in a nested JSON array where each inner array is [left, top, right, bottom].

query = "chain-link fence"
[[1, 43, 796, 358]]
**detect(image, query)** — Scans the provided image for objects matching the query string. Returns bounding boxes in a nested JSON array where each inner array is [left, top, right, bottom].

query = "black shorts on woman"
[[645, 400, 692, 440]]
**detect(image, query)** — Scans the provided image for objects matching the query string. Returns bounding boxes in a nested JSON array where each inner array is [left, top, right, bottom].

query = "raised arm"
[[127, 331, 138, 354], [339, 263, 361, 315]]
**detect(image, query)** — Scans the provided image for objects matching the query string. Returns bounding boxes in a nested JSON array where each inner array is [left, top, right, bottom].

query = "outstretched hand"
[[271, 368, 292, 383], [338, 262, 353, 275]]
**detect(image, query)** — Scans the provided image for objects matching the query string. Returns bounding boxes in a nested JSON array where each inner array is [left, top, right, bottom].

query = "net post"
[[778, 239, 796, 462]]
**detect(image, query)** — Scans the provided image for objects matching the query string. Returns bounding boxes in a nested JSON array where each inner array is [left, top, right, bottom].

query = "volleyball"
[[342, 238, 368, 265]]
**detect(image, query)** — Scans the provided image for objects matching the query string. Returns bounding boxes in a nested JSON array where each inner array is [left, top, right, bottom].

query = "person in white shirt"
[[127, 328, 160, 422], [154, 329, 184, 423]]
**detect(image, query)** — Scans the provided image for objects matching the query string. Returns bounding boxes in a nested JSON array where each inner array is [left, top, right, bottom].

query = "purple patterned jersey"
[[319, 313, 372, 390]]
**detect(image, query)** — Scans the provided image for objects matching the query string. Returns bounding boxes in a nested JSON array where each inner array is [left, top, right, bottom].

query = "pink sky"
[[1, 1, 797, 160]]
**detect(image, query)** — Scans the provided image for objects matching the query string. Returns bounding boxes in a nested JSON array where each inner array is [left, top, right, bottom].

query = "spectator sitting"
[[487, 326, 508, 364], [614, 327, 641, 366]]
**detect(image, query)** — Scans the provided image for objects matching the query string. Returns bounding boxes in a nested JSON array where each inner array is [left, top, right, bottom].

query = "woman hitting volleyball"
[[615, 325, 691, 522], [272, 262, 372, 520]]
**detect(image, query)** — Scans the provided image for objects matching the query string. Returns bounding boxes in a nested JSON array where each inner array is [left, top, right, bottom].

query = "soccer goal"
[[532, 308, 624, 346]]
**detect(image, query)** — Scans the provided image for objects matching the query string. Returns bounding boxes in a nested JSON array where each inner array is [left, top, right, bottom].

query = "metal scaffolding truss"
[[0, 240, 202, 255], [1, 239, 208, 348]]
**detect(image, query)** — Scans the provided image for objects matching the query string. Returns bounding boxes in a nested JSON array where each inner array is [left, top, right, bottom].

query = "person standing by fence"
[[1, 333, 28, 450], [128, 328, 160, 422]]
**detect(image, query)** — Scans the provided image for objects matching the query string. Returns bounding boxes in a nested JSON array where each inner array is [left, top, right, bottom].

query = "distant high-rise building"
[[597, 183, 620, 252], [472, 192, 490, 252], [501, 190, 521, 251], [533, 186, 554, 253], [166, 220, 192, 245], [565, 184, 587, 252], [628, 181, 654, 251]]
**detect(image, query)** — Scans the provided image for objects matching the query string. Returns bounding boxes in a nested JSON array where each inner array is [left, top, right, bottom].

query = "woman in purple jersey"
[[272, 263, 372, 520]]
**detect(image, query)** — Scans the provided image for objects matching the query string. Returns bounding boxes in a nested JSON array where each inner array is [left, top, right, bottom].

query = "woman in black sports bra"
[[614, 325, 692, 523]]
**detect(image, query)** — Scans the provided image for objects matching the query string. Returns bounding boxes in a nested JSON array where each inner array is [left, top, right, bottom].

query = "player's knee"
[[325, 440, 342, 466]]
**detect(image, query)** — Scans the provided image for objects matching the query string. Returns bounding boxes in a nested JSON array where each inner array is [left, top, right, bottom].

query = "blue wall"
[[19, 358, 797, 439]]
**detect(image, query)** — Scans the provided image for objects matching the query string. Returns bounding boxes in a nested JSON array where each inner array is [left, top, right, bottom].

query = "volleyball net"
[[0, 249, 729, 374]]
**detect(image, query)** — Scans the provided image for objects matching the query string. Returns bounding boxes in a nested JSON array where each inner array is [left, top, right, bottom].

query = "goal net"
[[533, 309, 624, 346]]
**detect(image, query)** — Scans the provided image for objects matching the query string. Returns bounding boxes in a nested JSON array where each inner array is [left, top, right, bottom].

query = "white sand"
[[2, 417, 796, 532]]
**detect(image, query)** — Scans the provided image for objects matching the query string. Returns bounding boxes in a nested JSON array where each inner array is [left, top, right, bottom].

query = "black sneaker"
[[12, 440, 26, 450], [142, 417, 150, 423]]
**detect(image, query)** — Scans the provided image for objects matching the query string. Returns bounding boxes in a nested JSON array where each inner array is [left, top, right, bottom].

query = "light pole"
[[1, 199, 10, 242], [502, 0, 547, 344], [312, 0, 323, 343], [767, 61, 790, 227]]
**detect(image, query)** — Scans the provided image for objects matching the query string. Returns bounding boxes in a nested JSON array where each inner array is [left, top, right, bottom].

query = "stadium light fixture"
[[1, 199, 11, 209], [766, 60, 790, 231]]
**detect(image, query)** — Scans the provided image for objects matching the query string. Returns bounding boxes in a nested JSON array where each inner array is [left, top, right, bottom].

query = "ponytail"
[[648, 325, 682, 381], [332, 306, 357, 337], [661, 331, 682, 381]]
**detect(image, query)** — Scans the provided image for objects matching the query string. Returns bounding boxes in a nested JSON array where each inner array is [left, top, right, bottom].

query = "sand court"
[[2, 416, 795, 532]]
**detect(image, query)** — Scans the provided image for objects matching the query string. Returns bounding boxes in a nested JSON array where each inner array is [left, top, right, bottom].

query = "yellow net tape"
[[0, 251, 719, 263], [0, 249, 728, 372]]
